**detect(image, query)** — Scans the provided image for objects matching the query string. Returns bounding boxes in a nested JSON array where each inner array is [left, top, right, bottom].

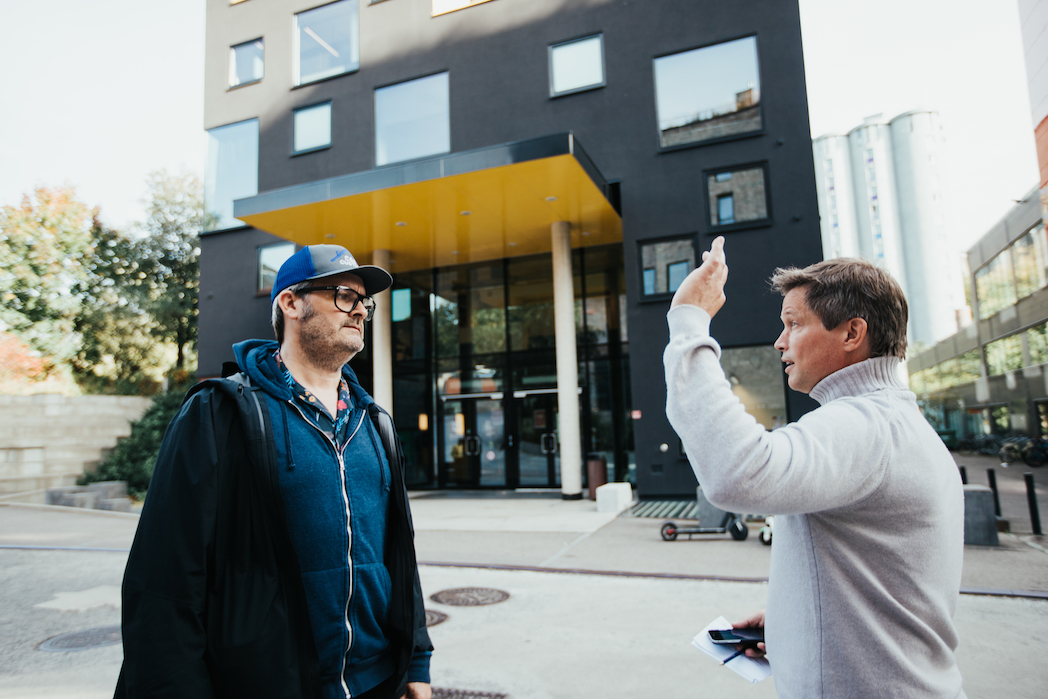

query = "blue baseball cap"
[[270, 244, 393, 303]]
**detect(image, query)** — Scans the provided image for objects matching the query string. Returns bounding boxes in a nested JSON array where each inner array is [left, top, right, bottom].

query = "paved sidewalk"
[[1, 494, 1046, 698]]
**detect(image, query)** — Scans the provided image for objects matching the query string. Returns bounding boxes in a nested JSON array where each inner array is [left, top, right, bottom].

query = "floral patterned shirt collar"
[[274, 349, 354, 443]]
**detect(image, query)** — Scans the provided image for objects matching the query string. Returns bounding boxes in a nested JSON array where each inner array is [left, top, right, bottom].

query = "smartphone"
[[708, 628, 765, 646]]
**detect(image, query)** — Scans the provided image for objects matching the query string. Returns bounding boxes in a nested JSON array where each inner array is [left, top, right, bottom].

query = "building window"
[[706, 164, 769, 229], [975, 251, 1017, 320], [653, 36, 761, 149], [549, 34, 604, 97], [205, 118, 258, 232], [717, 194, 734, 225], [258, 242, 295, 292], [229, 39, 264, 88], [1011, 224, 1048, 299], [375, 72, 450, 166], [667, 260, 689, 292], [985, 334, 1023, 376], [642, 268, 656, 295], [720, 345, 787, 431], [432, 0, 494, 16], [639, 237, 695, 298], [294, 0, 359, 87], [293, 101, 332, 154]]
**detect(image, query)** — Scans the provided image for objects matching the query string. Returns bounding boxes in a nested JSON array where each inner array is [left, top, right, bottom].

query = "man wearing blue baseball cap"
[[117, 245, 433, 699]]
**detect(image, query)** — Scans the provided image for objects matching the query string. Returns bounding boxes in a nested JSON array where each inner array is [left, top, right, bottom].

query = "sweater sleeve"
[[664, 305, 892, 515]]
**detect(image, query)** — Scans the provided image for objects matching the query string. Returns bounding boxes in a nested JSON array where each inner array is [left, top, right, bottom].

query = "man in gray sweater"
[[664, 237, 965, 698]]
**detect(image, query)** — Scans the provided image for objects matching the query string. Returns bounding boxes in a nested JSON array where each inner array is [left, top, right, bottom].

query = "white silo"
[[847, 115, 907, 296], [889, 110, 960, 346], [812, 134, 860, 259]]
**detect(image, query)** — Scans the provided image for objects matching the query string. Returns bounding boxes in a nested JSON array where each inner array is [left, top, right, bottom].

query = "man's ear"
[[278, 289, 306, 320], [842, 317, 869, 354]]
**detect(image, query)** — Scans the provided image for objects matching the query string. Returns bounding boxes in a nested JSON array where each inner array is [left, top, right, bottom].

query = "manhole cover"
[[425, 609, 448, 627], [433, 689, 507, 699], [39, 625, 121, 652], [431, 587, 510, 607]]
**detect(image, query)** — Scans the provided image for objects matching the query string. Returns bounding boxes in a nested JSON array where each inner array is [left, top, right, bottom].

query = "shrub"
[[79, 380, 194, 497]]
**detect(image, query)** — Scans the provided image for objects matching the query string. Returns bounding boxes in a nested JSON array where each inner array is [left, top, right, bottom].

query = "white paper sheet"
[[691, 615, 773, 684]]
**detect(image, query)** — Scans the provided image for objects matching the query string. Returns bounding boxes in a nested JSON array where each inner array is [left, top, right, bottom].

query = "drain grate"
[[433, 689, 507, 699], [425, 609, 448, 627], [39, 625, 121, 652], [431, 587, 510, 607]]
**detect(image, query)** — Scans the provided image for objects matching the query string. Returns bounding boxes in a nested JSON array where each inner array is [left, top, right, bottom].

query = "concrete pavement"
[[1, 489, 1046, 698]]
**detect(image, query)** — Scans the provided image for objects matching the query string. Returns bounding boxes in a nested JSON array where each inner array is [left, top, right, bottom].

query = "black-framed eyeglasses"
[[298, 286, 376, 321]]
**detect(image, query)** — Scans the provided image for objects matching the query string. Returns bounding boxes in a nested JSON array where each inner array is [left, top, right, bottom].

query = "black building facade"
[[199, 0, 822, 497]]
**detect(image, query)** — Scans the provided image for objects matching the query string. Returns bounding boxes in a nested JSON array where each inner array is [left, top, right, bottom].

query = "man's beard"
[[298, 299, 364, 373]]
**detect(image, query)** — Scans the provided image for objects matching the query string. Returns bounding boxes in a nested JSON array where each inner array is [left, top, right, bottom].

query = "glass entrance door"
[[439, 395, 506, 488], [514, 391, 560, 488]]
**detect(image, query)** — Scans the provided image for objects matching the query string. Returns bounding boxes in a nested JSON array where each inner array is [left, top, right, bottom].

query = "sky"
[[0, 0, 1039, 252]]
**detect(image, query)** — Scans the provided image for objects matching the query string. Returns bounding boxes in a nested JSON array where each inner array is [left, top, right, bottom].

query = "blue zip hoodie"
[[234, 339, 430, 698]]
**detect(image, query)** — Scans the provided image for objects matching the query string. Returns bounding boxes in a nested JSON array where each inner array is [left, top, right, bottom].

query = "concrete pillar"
[[552, 221, 583, 499], [372, 248, 393, 413]]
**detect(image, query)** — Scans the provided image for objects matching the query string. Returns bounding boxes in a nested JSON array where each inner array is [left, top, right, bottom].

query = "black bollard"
[[1025, 473, 1042, 536], [987, 468, 1002, 517], [959, 466, 968, 484]]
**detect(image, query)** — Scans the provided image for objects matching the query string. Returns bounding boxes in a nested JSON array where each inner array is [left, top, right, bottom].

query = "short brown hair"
[[770, 258, 908, 358]]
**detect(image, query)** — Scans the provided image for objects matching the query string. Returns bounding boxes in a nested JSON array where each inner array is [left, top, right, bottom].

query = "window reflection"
[[985, 334, 1023, 376], [549, 34, 604, 96], [435, 262, 506, 358], [654, 36, 761, 148], [294, 0, 359, 86], [293, 102, 332, 153], [229, 39, 263, 87], [707, 165, 767, 227], [205, 118, 258, 231], [639, 238, 694, 296], [257, 242, 295, 292], [719, 345, 786, 431], [375, 72, 450, 166]]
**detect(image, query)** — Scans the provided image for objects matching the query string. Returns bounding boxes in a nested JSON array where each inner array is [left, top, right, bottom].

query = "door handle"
[[550, 433, 558, 454]]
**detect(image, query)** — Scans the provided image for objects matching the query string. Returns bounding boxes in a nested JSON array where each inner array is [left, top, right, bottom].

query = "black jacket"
[[114, 374, 431, 698]]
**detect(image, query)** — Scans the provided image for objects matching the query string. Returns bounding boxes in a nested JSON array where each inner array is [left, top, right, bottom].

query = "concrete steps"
[[0, 395, 152, 494]]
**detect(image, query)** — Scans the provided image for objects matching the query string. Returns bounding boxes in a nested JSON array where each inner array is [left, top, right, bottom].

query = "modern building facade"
[[812, 110, 966, 347], [908, 190, 1048, 438], [198, 0, 823, 498], [910, 2, 1048, 440]]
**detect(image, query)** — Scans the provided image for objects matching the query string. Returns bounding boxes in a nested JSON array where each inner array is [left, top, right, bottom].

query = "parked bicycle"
[[955, 434, 1003, 457]]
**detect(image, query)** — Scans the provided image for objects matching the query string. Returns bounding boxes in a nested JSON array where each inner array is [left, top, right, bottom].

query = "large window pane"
[[229, 39, 264, 87], [205, 118, 258, 231], [294, 0, 359, 86], [258, 242, 295, 292], [294, 102, 332, 153], [654, 36, 762, 148], [719, 346, 786, 431], [985, 334, 1023, 376], [975, 251, 1016, 319], [549, 34, 604, 97], [1029, 322, 1048, 366], [707, 165, 768, 228], [375, 72, 450, 166], [1011, 225, 1048, 299], [639, 238, 694, 297], [435, 262, 505, 358]]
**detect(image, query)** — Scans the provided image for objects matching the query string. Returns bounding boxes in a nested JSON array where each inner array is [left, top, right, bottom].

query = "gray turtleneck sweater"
[[664, 305, 965, 699]]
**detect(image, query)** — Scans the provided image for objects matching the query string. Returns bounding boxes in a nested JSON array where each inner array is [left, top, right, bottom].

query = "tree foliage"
[[1, 172, 207, 395], [132, 170, 210, 369], [0, 187, 95, 374]]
